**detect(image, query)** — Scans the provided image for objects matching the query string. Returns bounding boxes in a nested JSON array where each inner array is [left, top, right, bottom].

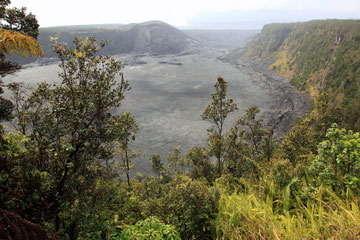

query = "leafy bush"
[[310, 124, 360, 192], [158, 176, 219, 239], [110, 216, 180, 240]]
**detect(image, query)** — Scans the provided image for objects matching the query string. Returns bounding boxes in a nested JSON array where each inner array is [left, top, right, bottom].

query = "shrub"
[[111, 217, 180, 240]]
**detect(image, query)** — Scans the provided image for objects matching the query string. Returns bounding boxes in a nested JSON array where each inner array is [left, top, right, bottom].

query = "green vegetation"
[[2, 35, 131, 239], [110, 217, 181, 240], [3, 42, 359, 237], [242, 19, 360, 131], [216, 183, 360, 239], [202, 76, 238, 177], [0, 0, 42, 125], [310, 124, 360, 192], [1, 6, 360, 239]]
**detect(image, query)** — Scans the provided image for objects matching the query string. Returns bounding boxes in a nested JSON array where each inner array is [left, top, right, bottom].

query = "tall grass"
[[216, 183, 360, 239]]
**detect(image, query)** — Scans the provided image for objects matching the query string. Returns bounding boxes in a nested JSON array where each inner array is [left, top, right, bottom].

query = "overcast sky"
[[9, 0, 360, 29]]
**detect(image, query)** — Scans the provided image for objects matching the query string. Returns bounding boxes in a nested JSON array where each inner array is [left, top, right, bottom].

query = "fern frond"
[[0, 30, 44, 58]]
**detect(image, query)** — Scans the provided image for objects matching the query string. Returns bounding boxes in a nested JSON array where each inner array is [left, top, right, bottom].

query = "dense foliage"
[[0, 0, 42, 126], [111, 217, 181, 240], [1, 35, 131, 239], [216, 183, 360, 239], [1, 12, 360, 240], [242, 19, 360, 131]]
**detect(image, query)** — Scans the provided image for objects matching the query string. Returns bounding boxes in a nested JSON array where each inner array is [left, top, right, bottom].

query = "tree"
[[185, 146, 216, 183], [115, 111, 141, 187], [224, 106, 274, 178], [150, 154, 165, 179], [202, 76, 237, 177], [166, 145, 186, 175], [158, 176, 219, 239], [0, 78, 13, 122], [0, 0, 42, 76], [0, 0, 42, 123], [280, 93, 341, 165], [0, 0, 39, 38], [310, 124, 360, 192], [237, 106, 273, 161], [8, 35, 130, 237]]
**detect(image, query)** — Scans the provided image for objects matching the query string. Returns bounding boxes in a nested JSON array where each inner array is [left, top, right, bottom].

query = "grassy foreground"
[[216, 183, 360, 239]]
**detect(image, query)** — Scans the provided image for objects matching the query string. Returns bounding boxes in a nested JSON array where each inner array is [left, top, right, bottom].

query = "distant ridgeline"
[[12, 22, 260, 65], [183, 29, 259, 49], [237, 19, 360, 112], [11, 21, 195, 64]]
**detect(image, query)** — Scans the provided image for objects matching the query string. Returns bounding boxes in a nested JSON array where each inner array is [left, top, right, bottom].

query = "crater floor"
[[4, 47, 309, 174]]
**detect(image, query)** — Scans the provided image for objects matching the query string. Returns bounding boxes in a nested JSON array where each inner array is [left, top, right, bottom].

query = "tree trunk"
[[125, 149, 131, 187]]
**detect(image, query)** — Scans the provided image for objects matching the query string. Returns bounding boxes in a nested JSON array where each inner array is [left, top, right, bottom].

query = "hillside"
[[3, 4, 360, 237], [12, 21, 196, 64], [231, 19, 360, 128]]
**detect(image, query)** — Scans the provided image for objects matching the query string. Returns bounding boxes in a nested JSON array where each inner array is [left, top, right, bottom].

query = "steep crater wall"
[[232, 19, 360, 114]]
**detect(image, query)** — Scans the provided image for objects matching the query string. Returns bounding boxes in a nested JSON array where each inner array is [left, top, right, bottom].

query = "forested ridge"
[[1, 2, 360, 239], [239, 19, 360, 130]]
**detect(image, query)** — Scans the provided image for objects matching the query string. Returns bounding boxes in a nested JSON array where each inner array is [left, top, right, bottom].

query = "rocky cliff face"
[[230, 20, 360, 113]]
